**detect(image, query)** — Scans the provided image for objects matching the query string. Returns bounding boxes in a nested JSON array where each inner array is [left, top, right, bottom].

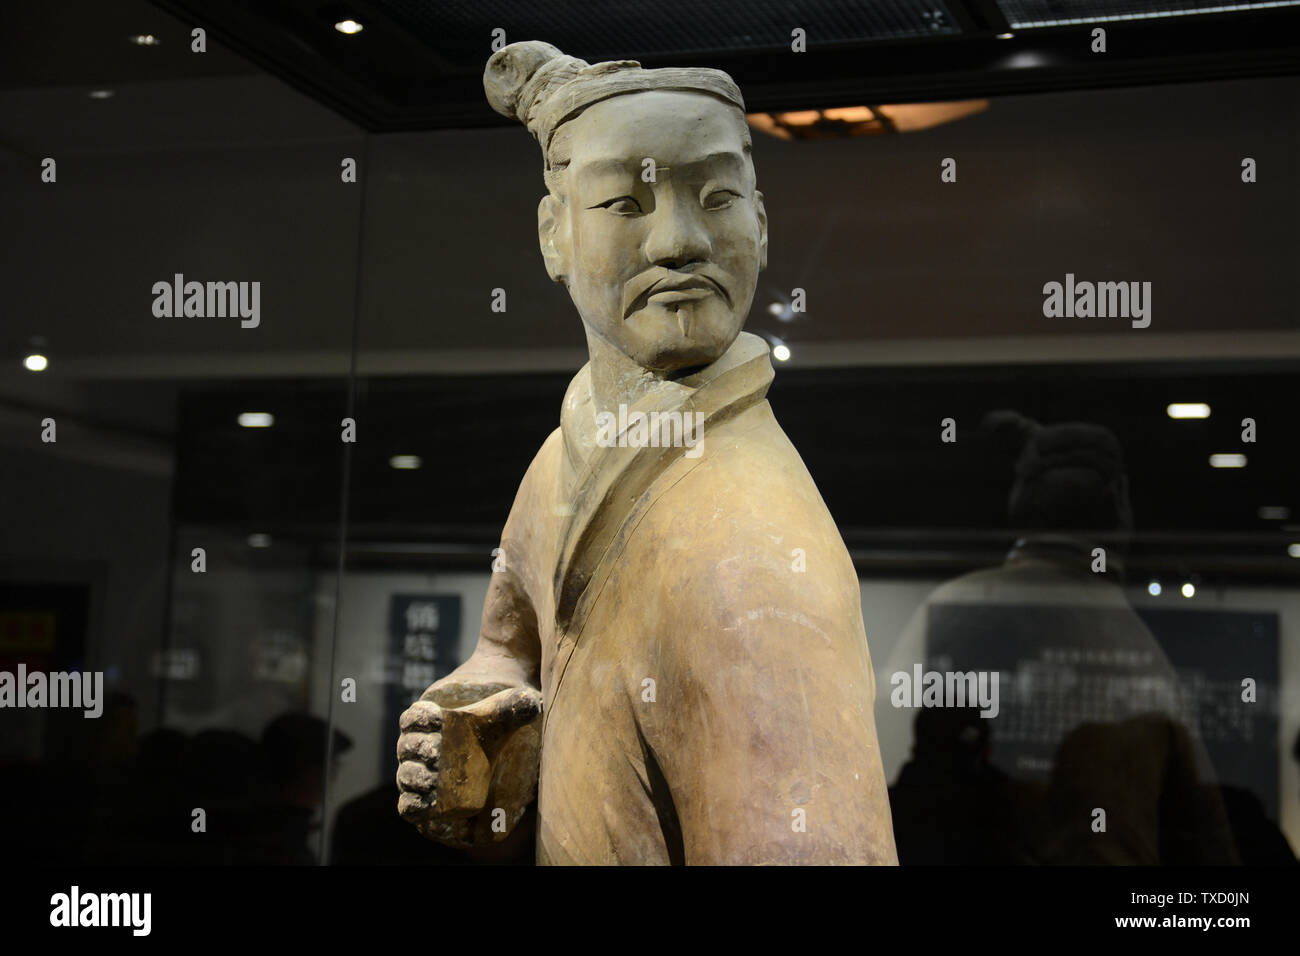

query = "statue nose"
[[644, 197, 711, 268]]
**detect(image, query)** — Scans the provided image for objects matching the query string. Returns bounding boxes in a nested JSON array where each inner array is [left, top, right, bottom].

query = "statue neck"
[[583, 326, 678, 414]]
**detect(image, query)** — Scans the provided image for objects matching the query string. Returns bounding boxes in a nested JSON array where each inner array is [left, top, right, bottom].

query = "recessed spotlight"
[[996, 32, 1015, 39], [88, 89, 114, 100], [334, 19, 364, 35], [772, 344, 791, 362], [1181, 582, 1195, 598], [389, 455, 422, 470], [1167, 402, 1210, 419], [128, 34, 160, 46], [1209, 454, 1246, 469], [767, 302, 784, 316], [23, 354, 48, 372], [1259, 505, 1290, 521], [1147, 581, 1161, 596], [247, 533, 272, 548], [1288, 544, 1300, 559], [238, 412, 274, 428]]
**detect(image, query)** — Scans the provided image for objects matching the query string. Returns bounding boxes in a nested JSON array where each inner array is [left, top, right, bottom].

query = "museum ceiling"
[[135, 0, 1300, 131]]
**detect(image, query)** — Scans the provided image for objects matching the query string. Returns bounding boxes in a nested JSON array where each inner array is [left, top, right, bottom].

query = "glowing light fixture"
[[748, 100, 988, 140]]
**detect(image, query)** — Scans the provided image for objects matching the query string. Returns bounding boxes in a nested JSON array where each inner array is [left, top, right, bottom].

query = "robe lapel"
[[543, 332, 774, 723]]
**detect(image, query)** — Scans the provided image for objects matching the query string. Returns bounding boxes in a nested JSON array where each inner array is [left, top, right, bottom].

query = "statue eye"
[[702, 189, 739, 210], [594, 196, 642, 215]]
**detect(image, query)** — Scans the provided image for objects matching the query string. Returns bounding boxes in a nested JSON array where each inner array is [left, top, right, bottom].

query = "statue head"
[[485, 41, 768, 374]]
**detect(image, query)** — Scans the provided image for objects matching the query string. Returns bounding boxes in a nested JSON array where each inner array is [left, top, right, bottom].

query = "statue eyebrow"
[[572, 151, 746, 178], [674, 151, 746, 172]]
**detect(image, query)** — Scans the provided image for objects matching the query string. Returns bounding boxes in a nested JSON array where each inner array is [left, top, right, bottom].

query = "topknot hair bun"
[[484, 40, 583, 122], [483, 39, 744, 152]]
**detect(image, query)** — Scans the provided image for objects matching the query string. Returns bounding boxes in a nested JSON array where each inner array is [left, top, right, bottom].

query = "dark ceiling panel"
[[375, 0, 960, 66], [997, 0, 1300, 28], [145, 0, 1300, 130]]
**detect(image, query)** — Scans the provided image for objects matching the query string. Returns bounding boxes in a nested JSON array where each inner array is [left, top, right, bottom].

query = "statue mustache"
[[621, 266, 731, 319]]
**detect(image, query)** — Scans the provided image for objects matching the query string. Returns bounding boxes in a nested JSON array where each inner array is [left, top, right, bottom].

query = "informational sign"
[[927, 603, 1279, 816], [383, 594, 462, 781]]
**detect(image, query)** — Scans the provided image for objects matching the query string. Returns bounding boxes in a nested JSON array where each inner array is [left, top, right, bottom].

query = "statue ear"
[[754, 190, 769, 272], [538, 194, 570, 284]]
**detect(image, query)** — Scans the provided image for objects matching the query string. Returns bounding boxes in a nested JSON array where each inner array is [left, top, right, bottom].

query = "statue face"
[[542, 90, 768, 373]]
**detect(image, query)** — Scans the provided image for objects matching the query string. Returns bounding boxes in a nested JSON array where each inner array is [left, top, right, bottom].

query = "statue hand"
[[396, 680, 542, 847]]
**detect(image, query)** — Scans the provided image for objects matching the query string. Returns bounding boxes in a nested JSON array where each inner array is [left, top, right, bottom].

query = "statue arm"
[[432, 560, 541, 703]]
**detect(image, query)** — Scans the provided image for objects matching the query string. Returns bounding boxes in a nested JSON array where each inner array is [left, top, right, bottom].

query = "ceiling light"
[[238, 412, 274, 428], [23, 354, 48, 372], [128, 34, 160, 46], [1147, 581, 1161, 596], [1259, 506, 1290, 521], [748, 100, 987, 140], [88, 90, 114, 99], [1209, 454, 1246, 468], [996, 32, 1015, 39], [767, 302, 784, 316], [334, 19, 364, 35], [1287, 543, 1300, 558], [1181, 582, 1195, 598], [821, 106, 877, 123], [1167, 402, 1210, 419], [772, 344, 791, 362], [247, 533, 272, 548], [389, 455, 422, 470]]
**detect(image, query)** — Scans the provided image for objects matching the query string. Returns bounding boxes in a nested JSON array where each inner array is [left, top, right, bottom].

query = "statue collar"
[[551, 330, 774, 628], [558, 330, 772, 480]]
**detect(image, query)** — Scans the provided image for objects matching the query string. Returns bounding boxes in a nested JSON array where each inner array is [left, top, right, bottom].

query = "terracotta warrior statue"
[[396, 40, 897, 865]]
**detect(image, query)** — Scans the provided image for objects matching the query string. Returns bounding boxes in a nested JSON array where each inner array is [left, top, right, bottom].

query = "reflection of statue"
[[396, 41, 897, 864], [882, 412, 1238, 864]]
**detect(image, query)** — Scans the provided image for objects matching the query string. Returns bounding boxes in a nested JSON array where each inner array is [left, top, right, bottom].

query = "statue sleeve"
[[637, 499, 898, 865]]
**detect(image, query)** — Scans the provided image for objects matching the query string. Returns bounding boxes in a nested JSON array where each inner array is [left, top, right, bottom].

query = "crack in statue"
[[396, 40, 898, 865]]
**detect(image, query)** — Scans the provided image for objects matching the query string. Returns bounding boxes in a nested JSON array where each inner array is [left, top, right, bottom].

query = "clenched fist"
[[396, 680, 542, 848]]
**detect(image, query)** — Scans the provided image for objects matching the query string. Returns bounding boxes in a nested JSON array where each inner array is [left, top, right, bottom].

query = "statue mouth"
[[622, 269, 730, 319]]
